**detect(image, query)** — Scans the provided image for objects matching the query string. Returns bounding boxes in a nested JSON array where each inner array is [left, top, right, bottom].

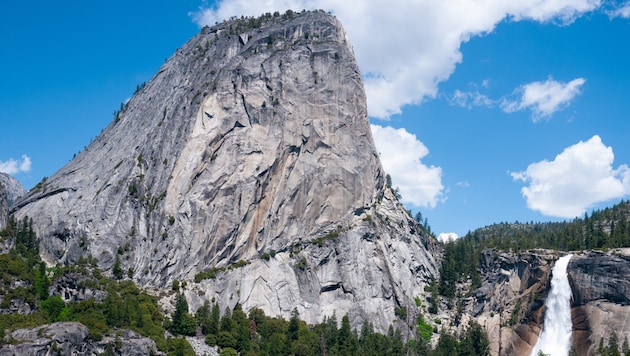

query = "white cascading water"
[[531, 254, 574, 356]]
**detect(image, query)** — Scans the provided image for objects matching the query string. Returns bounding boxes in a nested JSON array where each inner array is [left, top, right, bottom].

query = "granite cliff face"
[[0, 173, 26, 229], [567, 249, 630, 355], [12, 11, 439, 332], [438, 249, 555, 355], [0, 183, 7, 230]]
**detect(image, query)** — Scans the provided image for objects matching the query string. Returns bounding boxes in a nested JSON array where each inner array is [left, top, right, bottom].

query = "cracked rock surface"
[[13, 11, 439, 333]]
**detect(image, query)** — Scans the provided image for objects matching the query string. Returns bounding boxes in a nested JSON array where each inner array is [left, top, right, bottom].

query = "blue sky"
[[2, 1, 630, 239]]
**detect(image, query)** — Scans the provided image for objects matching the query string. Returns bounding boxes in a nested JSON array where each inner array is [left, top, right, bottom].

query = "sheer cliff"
[[0, 173, 26, 229], [12, 10, 439, 332]]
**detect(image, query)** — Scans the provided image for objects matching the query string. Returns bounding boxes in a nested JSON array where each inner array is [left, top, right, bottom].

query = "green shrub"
[[296, 257, 307, 271]]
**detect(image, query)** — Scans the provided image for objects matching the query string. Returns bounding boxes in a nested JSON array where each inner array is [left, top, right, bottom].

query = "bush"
[[394, 306, 407, 319], [296, 257, 307, 271], [40, 296, 65, 322], [167, 337, 195, 356]]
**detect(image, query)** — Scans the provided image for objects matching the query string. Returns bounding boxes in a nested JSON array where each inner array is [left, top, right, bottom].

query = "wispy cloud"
[[512, 135, 630, 218], [449, 90, 494, 109], [371, 125, 444, 208], [0, 155, 32, 175], [191, 0, 601, 119], [449, 77, 585, 120], [500, 77, 586, 121], [608, 2, 630, 18]]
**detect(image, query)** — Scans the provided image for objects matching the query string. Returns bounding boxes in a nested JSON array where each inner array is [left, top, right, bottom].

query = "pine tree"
[[171, 292, 196, 336], [112, 255, 123, 280], [35, 261, 50, 300]]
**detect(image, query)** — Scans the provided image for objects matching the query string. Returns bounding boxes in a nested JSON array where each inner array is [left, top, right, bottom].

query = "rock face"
[[568, 249, 630, 355], [0, 173, 26, 229], [0, 173, 26, 205], [458, 249, 556, 356], [0, 322, 161, 355], [0, 183, 7, 230], [12, 10, 439, 332]]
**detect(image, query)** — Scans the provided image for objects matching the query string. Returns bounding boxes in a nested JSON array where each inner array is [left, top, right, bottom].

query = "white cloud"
[[501, 77, 586, 121], [371, 125, 444, 208], [511, 135, 630, 218], [608, 3, 630, 18], [449, 90, 494, 109], [438, 232, 459, 243], [191, 0, 601, 119], [0, 155, 32, 175]]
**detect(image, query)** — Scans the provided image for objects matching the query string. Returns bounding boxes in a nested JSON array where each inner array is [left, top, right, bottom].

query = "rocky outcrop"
[[0, 173, 25, 229], [49, 270, 108, 303], [471, 249, 557, 356], [439, 249, 558, 355], [0, 173, 26, 206], [568, 249, 630, 355], [569, 249, 630, 306], [0, 322, 161, 355], [0, 182, 7, 230], [12, 10, 439, 332]]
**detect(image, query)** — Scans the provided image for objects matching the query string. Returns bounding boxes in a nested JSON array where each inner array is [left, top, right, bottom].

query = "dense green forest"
[[0, 215, 490, 355], [437, 200, 630, 299], [173, 294, 489, 355]]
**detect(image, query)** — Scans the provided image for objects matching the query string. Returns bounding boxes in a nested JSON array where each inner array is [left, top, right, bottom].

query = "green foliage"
[[462, 200, 630, 253], [434, 330, 459, 356], [296, 257, 307, 271], [195, 260, 250, 283], [438, 234, 482, 298], [169, 292, 197, 336], [417, 314, 433, 343], [0, 216, 173, 351], [167, 337, 196, 356], [11, 216, 39, 261], [219, 347, 238, 356], [428, 279, 439, 314], [40, 295, 66, 321], [112, 255, 123, 280], [312, 229, 341, 247], [194, 266, 226, 282], [386, 174, 393, 189], [459, 320, 490, 356], [394, 306, 407, 319], [508, 299, 522, 326]]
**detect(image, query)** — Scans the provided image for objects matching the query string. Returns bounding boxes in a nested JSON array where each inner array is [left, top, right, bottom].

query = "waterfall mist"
[[531, 254, 574, 356]]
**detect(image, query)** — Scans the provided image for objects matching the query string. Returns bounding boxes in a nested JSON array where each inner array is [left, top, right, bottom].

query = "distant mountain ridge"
[[464, 199, 630, 251]]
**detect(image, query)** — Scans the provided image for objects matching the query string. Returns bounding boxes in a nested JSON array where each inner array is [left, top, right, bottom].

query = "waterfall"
[[531, 254, 574, 356]]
